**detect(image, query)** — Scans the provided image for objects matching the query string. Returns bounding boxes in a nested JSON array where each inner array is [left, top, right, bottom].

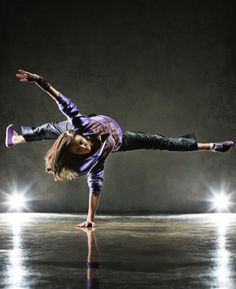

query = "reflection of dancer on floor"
[[79, 228, 100, 289], [6, 69, 234, 227]]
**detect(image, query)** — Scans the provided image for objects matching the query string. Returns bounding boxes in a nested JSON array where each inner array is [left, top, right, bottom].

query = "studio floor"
[[0, 213, 236, 289]]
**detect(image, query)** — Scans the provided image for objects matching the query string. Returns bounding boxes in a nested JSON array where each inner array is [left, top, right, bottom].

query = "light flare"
[[6, 192, 27, 211]]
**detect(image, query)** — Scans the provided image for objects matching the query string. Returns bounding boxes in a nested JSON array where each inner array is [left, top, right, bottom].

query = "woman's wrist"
[[36, 77, 51, 91], [87, 217, 94, 223]]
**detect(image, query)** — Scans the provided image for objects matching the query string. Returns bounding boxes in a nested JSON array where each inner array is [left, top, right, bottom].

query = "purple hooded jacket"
[[55, 93, 124, 193]]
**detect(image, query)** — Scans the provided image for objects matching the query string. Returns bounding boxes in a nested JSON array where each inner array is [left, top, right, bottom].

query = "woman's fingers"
[[18, 69, 31, 75], [74, 221, 96, 228], [74, 221, 86, 228], [20, 79, 32, 83], [16, 73, 26, 77], [18, 69, 36, 78], [16, 75, 34, 82], [16, 71, 39, 82], [16, 73, 25, 78]]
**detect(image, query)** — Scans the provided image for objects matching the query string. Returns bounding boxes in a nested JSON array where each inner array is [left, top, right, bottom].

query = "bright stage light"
[[7, 193, 27, 211], [211, 193, 231, 212]]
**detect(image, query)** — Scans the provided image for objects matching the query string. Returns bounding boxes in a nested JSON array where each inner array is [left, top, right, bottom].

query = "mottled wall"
[[1, 0, 236, 213]]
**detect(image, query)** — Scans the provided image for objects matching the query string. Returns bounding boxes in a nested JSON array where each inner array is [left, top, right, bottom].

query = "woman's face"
[[69, 133, 92, 155]]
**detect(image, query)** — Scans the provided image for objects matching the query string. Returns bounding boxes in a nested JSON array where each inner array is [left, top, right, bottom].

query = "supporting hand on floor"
[[75, 221, 96, 228]]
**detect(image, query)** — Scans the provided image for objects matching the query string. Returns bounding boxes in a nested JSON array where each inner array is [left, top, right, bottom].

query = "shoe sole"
[[5, 124, 14, 148], [225, 141, 234, 152]]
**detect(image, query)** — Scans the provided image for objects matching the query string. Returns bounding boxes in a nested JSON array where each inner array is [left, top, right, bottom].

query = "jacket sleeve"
[[55, 93, 91, 131], [86, 161, 105, 194]]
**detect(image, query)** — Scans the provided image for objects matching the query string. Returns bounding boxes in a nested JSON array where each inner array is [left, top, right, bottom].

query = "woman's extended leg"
[[117, 131, 234, 152], [5, 121, 72, 147], [197, 143, 211, 150]]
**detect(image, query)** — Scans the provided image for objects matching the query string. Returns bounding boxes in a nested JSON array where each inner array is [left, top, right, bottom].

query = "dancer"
[[5, 69, 234, 227]]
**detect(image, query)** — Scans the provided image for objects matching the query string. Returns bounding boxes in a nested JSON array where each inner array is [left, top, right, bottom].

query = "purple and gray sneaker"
[[5, 124, 17, 148], [213, 141, 234, 152]]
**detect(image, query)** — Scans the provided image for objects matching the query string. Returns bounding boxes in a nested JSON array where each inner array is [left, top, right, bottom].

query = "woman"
[[6, 69, 234, 227]]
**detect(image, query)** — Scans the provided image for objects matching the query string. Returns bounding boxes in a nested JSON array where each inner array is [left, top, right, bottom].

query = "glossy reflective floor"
[[0, 213, 236, 289]]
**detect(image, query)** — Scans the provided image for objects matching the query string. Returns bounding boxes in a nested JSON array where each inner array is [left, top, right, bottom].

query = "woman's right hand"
[[16, 69, 40, 83]]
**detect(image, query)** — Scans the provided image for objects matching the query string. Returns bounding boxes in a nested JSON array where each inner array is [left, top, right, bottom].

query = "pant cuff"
[[21, 126, 39, 142]]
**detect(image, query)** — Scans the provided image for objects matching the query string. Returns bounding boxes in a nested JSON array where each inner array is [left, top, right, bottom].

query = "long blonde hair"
[[44, 131, 85, 181]]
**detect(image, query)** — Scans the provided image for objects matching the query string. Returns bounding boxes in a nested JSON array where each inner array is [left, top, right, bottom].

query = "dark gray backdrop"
[[1, 0, 236, 213]]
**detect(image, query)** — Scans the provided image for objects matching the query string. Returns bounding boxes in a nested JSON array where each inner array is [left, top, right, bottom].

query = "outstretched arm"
[[16, 69, 90, 131], [16, 69, 60, 100]]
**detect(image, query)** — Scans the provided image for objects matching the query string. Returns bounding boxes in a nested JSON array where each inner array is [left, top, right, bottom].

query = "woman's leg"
[[117, 131, 233, 152], [118, 131, 198, 152], [197, 143, 211, 150], [12, 134, 26, 145], [5, 120, 73, 147]]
